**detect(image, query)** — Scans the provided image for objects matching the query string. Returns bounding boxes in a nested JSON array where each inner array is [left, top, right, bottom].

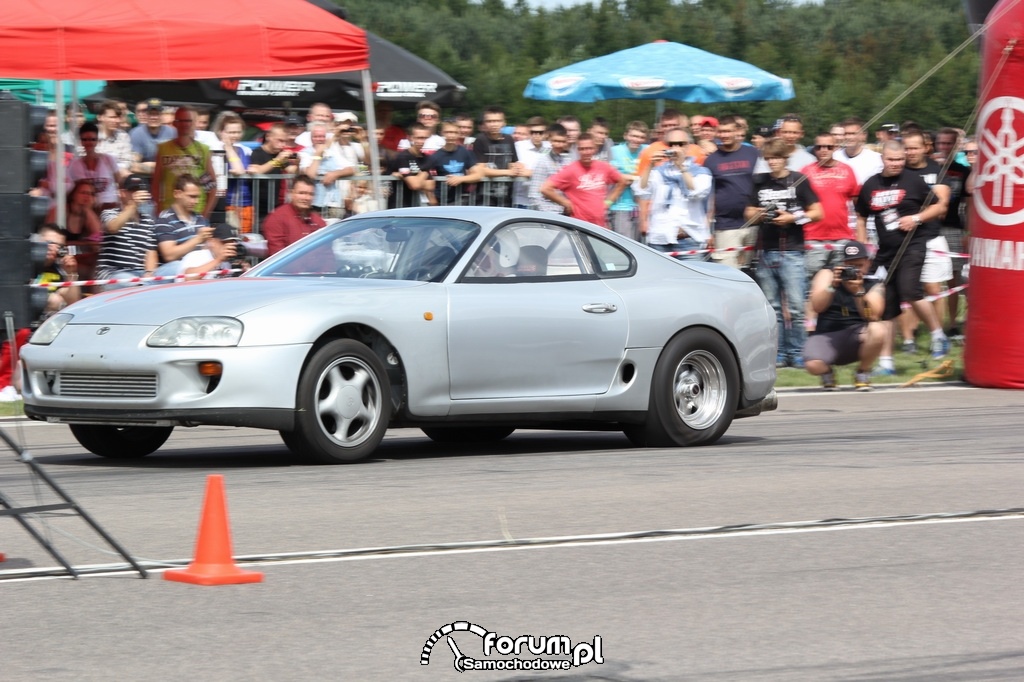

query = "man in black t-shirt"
[[744, 138, 823, 369], [385, 123, 432, 209], [855, 141, 949, 358], [471, 106, 523, 207], [248, 123, 298, 220]]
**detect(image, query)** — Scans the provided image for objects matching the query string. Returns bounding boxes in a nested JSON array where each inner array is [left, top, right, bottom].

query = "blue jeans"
[[757, 250, 806, 359]]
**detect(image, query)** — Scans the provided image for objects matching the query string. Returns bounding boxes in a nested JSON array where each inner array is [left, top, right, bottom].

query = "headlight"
[[148, 317, 243, 347], [30, 313, 73, 345]]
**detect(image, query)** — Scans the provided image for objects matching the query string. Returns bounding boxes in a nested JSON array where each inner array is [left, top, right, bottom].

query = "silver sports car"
[[20, 207, 777, 464]]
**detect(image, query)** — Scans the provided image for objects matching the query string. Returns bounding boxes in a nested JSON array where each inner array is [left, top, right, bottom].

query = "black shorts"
[[804, 324, 867, 367], [874, 241, 927, 320]]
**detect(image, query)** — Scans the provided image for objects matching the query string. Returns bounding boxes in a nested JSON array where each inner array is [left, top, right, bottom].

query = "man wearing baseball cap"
[[802, 240, 887, 391]]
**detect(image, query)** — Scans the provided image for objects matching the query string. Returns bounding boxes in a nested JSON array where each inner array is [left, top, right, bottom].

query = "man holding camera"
[[803, 240, 887, 391], [1, 225, 82, 401], [96, 174, 159, 290], [745, 138, 823, 369], [639, 127, 712, 258]]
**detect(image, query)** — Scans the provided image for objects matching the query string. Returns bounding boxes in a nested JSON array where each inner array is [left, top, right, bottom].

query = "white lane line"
[[2, 512, 1021, 583]]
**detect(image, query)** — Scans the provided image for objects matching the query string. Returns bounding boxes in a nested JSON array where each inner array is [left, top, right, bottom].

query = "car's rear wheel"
[[420, 426, 515, 444], [624, 328, 738, 448], [69, 424, 174, 458], [283, 339, 391, 464]]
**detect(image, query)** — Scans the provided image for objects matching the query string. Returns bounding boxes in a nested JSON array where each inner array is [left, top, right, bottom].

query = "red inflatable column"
[[965, 0, 1024, 387]]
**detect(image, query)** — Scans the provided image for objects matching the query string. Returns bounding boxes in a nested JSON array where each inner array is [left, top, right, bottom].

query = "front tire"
[[283, 339, 391, 464], [626, 328, 739, 448], [69, 424, 174, 458]]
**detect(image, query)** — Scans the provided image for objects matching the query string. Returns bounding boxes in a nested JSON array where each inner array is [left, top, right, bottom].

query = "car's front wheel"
[[282, 339, 391, 464], [69, 424, 174, 458], [625, 328, 738, 448]]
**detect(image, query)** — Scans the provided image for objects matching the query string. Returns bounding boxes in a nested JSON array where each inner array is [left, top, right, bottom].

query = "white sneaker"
[[0, 385, 22, 402]]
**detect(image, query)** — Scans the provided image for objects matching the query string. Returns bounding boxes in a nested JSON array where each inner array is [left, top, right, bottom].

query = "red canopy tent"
[[0, 0, 383, 220], [0, 0, 369, 79]]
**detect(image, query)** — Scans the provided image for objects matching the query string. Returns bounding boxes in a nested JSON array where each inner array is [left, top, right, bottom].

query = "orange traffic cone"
[[164, 474, 263, 586]]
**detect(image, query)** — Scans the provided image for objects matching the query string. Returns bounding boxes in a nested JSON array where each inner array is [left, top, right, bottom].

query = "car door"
[[447, 221, 629, 400]]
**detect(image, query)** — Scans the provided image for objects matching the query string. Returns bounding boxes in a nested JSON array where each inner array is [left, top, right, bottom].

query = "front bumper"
[[19, 322, 312, 429]]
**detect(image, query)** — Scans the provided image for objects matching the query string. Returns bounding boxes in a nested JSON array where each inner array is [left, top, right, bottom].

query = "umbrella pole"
[[361, 70, 383, 209]]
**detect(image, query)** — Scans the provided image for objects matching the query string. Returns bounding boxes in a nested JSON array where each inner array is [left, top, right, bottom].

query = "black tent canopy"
[[98, 30, 465, 110]]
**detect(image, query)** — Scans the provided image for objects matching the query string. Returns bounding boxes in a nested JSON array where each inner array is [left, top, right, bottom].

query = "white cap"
[[334, 111, 358, 123]]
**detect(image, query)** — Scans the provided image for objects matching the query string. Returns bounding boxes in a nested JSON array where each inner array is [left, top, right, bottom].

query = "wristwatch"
[[912, 214, 922, 227]]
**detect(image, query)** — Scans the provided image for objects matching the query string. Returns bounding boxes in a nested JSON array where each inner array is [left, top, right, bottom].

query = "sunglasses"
[[80, 136, 98, 142], [530, 129, 546, 134], [965, 149, 979, 154], [814, 144, 836, 150], [418, 112, 439, 119], [666, 141, 687, 147]]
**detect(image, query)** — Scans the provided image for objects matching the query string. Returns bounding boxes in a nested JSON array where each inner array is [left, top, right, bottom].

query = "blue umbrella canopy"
[[524, 41, 795, 103]]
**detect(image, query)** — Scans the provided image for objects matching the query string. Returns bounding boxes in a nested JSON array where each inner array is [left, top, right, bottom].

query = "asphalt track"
[[1, 383, 1022, 681]]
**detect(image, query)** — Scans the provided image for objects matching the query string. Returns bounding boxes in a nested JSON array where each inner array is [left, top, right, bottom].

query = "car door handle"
[[582, 303, 618, 314]]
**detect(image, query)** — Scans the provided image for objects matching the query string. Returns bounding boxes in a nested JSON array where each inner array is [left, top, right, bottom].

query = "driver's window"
[[464, 222, 587, 280]]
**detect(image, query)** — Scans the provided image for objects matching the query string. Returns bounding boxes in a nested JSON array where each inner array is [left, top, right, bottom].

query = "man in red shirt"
[[262, 176, 328, 256], [540, 133, 630, 228], [800, 132, 860, 276]]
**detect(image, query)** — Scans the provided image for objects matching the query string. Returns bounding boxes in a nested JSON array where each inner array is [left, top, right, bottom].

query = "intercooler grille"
[[54, 373, 158, 398]]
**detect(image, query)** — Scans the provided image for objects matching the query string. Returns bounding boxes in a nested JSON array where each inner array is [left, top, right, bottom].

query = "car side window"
[[579, 233, 635, 277], [463, 222, 592, 280]]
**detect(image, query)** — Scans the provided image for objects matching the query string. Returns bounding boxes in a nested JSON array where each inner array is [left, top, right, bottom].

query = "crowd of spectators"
[[2, 96, 977, 400]]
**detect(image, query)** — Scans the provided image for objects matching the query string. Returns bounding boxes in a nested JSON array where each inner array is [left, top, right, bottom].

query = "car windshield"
[[247, 216, 480, 282]]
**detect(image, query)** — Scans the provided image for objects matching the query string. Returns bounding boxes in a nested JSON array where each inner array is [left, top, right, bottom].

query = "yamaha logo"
[[97, 327, 111, 335]]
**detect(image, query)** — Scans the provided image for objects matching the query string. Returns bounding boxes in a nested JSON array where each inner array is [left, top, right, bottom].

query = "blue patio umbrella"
[[523, 41, 794, 103]]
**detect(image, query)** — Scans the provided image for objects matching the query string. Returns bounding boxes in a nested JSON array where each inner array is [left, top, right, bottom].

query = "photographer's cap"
[[842, 240, 869, 261], [121, 174, 147, 192], [212, 224, 238, 241], [283, 114, 304, 128], [144, 97, 164, 112], [334, 111, 358, 124]]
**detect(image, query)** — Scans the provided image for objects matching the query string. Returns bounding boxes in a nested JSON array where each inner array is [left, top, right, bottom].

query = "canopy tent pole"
[[54, 82, 65, 230], [361, 69, 383, 208]]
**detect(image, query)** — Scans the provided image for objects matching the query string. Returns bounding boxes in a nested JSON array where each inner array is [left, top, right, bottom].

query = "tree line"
[[337, 0, 980, 137]]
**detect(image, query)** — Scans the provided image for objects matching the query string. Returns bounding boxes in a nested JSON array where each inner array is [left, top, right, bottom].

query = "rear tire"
[[626, 328, 738, 447], [69, 424, 173, 458], [283, 339, 391, 464], [421, 426, 515, 444]]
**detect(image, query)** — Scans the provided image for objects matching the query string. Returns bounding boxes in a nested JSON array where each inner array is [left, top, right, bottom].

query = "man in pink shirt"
[[540, 133, 629, 228]]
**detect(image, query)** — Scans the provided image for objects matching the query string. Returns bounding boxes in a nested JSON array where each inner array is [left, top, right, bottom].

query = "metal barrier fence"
[[224, 175, 524, 234]]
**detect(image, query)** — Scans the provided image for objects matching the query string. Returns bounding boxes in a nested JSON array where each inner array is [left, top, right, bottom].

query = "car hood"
[[61, 277, 425, 325]]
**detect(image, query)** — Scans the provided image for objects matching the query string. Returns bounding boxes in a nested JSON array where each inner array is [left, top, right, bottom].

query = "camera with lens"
[[663, 148, 677, 157], [840, 266, 860, 282], [55, 245, 69, 259], [225, 238, 247, 259], [762, 203, 781, 223]]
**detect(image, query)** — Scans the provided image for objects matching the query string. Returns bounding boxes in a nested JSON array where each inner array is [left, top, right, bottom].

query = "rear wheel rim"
[[314, 357, 383, 448], [672, 350, 727, 431]]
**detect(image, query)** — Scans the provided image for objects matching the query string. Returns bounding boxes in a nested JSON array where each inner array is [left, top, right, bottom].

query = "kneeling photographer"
[[803, 240, 887, 391]]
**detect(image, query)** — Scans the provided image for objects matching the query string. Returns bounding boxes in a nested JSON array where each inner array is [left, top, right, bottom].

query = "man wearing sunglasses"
[[800, 133, 860, 283]]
